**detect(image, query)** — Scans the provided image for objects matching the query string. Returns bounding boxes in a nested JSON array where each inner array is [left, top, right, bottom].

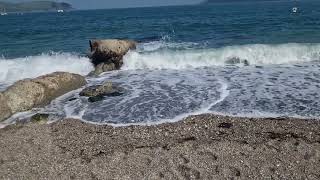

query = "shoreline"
[[1, 114, 319, 179]]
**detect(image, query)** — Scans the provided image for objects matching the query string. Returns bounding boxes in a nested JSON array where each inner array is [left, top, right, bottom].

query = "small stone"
[[218, 122, 233, 129], [30, 113, 49, 124], [68, 98, 77, 102]]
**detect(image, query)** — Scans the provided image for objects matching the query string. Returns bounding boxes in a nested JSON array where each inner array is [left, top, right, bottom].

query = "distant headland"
[[0, 1, 73, 12], [202, 0, 284, 3]]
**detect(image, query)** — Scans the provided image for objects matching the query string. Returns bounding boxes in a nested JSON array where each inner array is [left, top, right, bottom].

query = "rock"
[[88, 95, 105, 103], [225, 57, 249, 66], [0, 72, 86, 122], [30, 113, 49, 124], [80, 82, 125, 102], [90, 63, 116, 76], [89, 39, 137, 74]]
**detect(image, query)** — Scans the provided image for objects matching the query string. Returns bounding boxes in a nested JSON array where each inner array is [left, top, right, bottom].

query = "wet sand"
[[0, 114, 320, 179]]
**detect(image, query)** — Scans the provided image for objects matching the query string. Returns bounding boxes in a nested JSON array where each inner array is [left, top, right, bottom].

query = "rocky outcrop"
[[80, 82, 125, 102], [89, 39, 137, 75], [0, 72, 86, 122]]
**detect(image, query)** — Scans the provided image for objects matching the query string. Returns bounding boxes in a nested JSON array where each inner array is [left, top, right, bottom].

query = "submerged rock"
[[89, 39, 137, 74], [0, 72, 87, 122], [88, 95, 105, 103], [89, 63, 116, 76], [225, 57, 249, 66], [80, 82, 125, 102], [30, 113, 50, 124]]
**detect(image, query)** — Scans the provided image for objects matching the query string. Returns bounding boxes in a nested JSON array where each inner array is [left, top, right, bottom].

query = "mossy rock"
[[80, 82, 125, 103], [30, 113, 49, 124]]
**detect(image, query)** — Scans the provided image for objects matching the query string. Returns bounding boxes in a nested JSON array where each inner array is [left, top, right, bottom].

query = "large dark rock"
[[0, 72, 87, 122], [80, 82, 125, 102], [89, 39, 137, 74]]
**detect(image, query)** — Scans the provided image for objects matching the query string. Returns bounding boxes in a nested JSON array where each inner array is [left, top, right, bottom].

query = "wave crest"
[[123, 43, 320, 70], [0, 52, 94, 84]]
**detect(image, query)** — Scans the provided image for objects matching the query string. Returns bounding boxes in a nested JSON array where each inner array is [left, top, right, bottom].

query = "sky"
[[9, 0, 205, 9]]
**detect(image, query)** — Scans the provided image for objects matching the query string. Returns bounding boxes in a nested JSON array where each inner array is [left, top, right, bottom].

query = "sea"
[[1, 0, 320, 125]]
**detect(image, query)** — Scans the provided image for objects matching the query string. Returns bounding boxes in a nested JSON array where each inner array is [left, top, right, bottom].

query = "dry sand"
[[0, 114, 320, 179]]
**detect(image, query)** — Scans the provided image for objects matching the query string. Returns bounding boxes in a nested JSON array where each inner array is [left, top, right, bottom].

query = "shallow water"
[[52, 62, 320, 124]]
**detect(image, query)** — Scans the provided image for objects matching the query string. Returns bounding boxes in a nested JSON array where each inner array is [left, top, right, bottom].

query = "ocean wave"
[[123, 43, 320, 70], [138, 41, 199, 52], [0, 52, 94, 84]]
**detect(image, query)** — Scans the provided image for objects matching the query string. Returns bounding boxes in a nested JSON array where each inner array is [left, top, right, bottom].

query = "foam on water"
[[80, 69, 226, 124], [138, 40, 200, 52], [23, 62, 318, 126], [3, 63, 320, 127], [123, 43, 320, 70], [210, 63, 320, 118], [2, 42, 320, 126], [0, 52, 94, 85]]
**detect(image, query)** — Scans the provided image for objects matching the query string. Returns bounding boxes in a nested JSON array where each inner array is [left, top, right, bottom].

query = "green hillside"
[[0, 1, 72, 12]]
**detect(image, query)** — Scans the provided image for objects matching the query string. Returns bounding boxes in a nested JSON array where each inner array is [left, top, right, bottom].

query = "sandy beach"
[[0, 114, 319, 179]]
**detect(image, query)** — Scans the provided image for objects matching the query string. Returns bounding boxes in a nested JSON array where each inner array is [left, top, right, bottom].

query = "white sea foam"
[[2, 43, 320, 126], [123, 43, 320, 70], [78, 78, 230, 127], [0, 52, 94, 85], [138, 40, 199, 52]]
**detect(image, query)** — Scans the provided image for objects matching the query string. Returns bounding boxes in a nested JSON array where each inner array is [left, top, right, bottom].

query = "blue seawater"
[[1, 0, 320, 124]]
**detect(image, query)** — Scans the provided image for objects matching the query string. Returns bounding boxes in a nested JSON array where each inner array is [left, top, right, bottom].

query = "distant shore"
[[0, 114, 319, 179], [0, 1, 72, 13]]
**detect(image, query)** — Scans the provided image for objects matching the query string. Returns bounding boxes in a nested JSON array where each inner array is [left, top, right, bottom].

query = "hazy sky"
[[10, 0, 205, 9]]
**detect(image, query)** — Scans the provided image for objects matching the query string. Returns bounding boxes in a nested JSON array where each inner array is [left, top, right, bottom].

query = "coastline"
[[2, 2, 320, 179], [1, 114, 319, 179]]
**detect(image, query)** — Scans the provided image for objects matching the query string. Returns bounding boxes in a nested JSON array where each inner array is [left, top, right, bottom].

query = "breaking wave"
[[0, 52, 94, 84], [123, 43, 320, 70]]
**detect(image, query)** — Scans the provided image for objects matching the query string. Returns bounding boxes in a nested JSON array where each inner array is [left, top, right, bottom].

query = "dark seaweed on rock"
[[89, 39, 137, 75]]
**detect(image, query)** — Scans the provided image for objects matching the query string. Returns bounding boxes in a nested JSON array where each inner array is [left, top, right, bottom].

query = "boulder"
[[89, 39, 137, 74], [0, 72, 87, 122], [80, 82, 125, 102]]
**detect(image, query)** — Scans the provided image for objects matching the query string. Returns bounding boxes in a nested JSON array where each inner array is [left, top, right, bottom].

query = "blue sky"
[[10, 0, 205, 9]]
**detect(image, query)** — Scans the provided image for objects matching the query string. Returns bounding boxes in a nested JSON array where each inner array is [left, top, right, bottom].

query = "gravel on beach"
[[0, 114, 320, 179]]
